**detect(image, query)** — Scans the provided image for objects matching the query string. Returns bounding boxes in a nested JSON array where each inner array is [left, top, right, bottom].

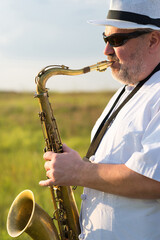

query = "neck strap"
[[85, 63, 160, 160]]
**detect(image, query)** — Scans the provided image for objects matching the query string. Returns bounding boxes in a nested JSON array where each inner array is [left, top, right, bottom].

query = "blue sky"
[[0, 0, 121, 92]]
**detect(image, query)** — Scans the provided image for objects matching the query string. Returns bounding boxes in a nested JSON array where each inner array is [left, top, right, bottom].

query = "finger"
[[46, 169, 54, 179], [44, 161, 52, 171], [39, 179, 54, 187], [62, 143, 73, 153], [43, 151, 55, 161]]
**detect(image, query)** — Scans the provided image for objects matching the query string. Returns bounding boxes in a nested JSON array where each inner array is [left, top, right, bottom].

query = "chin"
[[111, 70, 131, 85]]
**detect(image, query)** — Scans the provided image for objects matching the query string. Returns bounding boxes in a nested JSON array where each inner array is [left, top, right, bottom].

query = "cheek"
[[116, 43, 141, 64], [115, 48, 130, 63]]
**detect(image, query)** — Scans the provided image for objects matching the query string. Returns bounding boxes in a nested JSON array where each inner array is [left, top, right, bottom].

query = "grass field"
[[0, 91, 114, 239]]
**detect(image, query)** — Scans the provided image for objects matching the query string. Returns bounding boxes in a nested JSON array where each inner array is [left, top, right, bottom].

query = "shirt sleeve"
[[125, 109, 160, 182]]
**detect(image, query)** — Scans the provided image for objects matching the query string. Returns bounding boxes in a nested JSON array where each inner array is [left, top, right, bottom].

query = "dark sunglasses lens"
[[108, 35, 127, 47], [103, 33, 127, 47], [103, 31, 151, 47]]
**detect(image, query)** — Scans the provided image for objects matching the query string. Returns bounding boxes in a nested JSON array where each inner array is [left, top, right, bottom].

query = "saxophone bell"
[[7, 190, 59, 240]]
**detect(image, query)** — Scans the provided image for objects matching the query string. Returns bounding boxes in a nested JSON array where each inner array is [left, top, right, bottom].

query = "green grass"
[[0, 91, 114, 239]]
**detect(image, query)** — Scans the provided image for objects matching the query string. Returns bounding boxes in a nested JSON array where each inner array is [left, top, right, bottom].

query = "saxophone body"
[[7, 60, 112, 240]]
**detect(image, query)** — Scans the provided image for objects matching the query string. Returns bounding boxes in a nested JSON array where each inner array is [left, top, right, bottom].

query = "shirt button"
[[81, 193, 87, 200], [79, 233, 85, 239], [89, 155, 95, 162]]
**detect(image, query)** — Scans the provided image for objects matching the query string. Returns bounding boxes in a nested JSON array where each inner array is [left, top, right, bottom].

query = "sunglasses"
[[102, 30, 151, 47]]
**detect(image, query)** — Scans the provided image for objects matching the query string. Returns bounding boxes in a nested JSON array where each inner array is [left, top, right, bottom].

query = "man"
[[39, 0, 160, 239]]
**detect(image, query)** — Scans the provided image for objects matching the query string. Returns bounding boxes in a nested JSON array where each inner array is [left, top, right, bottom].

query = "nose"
[[104, 42, 115, 56]]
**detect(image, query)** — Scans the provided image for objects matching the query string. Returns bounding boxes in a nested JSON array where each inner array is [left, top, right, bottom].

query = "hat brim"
[[88, 19, 160, 30]]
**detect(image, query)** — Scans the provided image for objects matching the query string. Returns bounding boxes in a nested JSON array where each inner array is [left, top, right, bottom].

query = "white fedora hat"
[[89, 0, 160, 30]]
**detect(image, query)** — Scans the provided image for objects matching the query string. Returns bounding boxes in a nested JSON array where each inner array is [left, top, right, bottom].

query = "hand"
[[39, 144, 84, 187]]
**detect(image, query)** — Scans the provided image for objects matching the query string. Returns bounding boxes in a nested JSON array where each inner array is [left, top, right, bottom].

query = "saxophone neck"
[[35, 60, 113, 93]]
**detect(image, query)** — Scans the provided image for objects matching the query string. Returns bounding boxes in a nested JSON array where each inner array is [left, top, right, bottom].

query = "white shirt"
[[79, 70, 160, 240]]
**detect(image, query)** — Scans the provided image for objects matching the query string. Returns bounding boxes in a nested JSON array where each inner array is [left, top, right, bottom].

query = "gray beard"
[[109, 41, 146, 85], [112, 59, 145, 86]]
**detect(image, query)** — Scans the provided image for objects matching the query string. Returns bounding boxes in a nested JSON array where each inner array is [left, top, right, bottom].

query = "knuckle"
[[44, 162, 48, 170], [51, 160, 56, 168]]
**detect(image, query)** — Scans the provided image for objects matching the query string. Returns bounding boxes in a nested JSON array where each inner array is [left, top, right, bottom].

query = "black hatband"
[[107, 10, 160, 28]]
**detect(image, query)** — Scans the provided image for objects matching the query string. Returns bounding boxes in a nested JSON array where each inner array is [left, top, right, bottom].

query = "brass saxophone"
[[7, 60, 112, 240]]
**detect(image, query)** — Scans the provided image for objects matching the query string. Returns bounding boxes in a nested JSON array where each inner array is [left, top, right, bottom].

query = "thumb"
[[39, 179, 54, 187]]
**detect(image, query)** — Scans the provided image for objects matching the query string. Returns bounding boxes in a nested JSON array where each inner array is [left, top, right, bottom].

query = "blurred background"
[[0, 0, 121, 92]]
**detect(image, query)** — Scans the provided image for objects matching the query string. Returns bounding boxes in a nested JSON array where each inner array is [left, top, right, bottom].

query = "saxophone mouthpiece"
[[96, 60, 114, 72]]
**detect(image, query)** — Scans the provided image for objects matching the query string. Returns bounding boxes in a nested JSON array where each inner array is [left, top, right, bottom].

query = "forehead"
[[105, 26, 136, 35]]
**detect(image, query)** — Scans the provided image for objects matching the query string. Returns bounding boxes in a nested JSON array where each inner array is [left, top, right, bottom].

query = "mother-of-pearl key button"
[[81, 193, 87, 200], [89, 155, 95, 162]]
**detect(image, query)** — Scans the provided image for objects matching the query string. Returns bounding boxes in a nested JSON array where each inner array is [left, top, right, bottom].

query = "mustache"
[[107, 55, 119, 62]]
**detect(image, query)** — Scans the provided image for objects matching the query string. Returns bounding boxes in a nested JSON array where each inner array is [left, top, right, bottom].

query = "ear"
[[148, 31, 160, 53]]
